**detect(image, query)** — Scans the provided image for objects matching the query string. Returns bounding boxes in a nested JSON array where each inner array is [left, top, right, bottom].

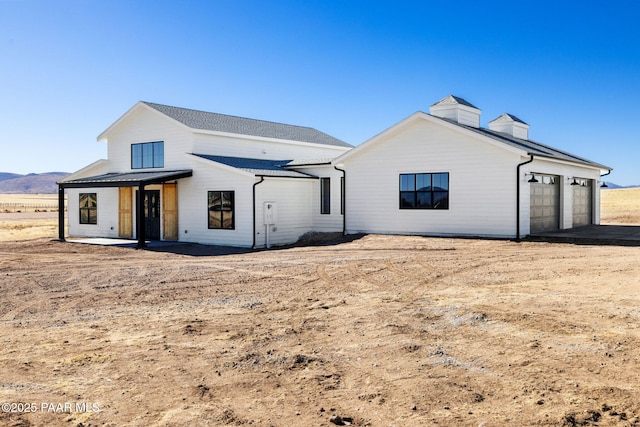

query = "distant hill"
[[602, 182, 640, 189], [0, 172, 69, 194]]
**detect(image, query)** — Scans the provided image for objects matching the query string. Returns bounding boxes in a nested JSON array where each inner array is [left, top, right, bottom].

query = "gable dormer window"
[[132, 141, 164, 169]]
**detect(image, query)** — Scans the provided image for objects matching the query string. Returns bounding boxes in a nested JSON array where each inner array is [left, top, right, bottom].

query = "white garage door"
[[572, 178, 592, 227], [530, 174, 560, 233]]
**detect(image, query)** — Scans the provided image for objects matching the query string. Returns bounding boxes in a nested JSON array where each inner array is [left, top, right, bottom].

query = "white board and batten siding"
[[192, 133, 349, 162], [104, 106, 194, 172], [177, 157, 255, 247], [342, 118, 521, 238], [254, 178, 314, 248], [67, 187, 119, 238]]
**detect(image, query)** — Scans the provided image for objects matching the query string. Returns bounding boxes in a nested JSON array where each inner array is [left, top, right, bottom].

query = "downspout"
[[334, 165, 346, 235], [252, 177, 265, 249], [57, 184, 65, 242], [516, 155, 535, 241]]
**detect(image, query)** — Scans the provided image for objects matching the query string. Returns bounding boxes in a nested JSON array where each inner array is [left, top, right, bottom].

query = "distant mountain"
[[602, 182, 640, 189], [0, 172, 22, 182], [0, 172, 69, 194]]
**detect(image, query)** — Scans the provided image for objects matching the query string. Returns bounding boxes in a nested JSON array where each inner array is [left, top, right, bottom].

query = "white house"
[[58, 95, 611, 247], [58, 101, 351, 248], [332, 95, 611, 239]]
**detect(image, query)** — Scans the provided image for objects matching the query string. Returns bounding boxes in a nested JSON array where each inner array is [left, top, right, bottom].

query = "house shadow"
[[525, 224, 640, 247]]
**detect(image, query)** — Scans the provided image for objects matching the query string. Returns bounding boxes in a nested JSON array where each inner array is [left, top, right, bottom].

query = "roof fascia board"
[[97, 102, 192, 142], [188, 153, 256, 178], [529, 153, 611, 171], [191, 128, 350, 152], [334, 111, 526, 165], [59, 159, 109, 183]]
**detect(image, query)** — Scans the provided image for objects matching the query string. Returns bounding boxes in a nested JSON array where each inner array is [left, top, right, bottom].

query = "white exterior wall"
[[177, 158, 255, 247], [289, 164, 344, 232], [254, 178, 314, 248], [518, 158, 602, 236], [67, 187, 119, 238], [105, 107, 194, 172], [192, 132, 349, 160], [342, 118, 521, 238]]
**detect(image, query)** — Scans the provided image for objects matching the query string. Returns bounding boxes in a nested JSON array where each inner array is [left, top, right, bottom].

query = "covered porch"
[[57, 170, 192, 248]]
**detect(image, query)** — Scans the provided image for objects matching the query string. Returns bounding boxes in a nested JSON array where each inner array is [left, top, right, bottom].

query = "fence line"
[[0, 202, 67, 213]]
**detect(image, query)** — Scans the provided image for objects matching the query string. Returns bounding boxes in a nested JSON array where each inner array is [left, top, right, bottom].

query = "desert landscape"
[[1, 189, 639, 426]]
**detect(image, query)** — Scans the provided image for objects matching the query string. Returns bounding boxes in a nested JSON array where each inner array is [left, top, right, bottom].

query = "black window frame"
[[208, 191, 235, 230], [320, 177, 331, 214], [131, 141, 164, 169], [399, 172, 449, 210], [79, 193, 97, 224]]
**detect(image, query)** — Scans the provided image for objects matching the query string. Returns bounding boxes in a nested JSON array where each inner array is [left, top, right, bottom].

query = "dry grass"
[[0, 219, 58, 242], [600, 187, 640, 224], [0, 194, 60, 204]]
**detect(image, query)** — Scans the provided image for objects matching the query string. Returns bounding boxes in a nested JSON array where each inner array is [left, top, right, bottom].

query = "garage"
[[572, 178, 593, 227], [530, 174, 560, 233]]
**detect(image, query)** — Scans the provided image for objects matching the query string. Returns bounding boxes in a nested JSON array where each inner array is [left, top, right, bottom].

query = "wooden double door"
[[118, 183, 178, 240]]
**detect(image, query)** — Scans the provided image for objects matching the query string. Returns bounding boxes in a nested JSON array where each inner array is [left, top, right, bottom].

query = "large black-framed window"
[[320, 177, 331, 214], [399, 173, 449, 209], [79, 193, 97, 224], [208, 191, 234, 229], [131, 141, 164, 169]]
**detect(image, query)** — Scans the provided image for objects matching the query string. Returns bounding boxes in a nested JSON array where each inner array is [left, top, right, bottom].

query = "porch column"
[[137, 183, 146, 248], [58, 184, 65, 242]]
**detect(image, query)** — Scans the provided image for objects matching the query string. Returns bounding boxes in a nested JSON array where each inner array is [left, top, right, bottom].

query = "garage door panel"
[[572, 180, 592, 227], [530, 175, 560, 233]]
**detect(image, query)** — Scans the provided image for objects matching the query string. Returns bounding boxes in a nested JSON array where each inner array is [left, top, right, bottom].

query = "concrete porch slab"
[[527, 225, 640, 246]]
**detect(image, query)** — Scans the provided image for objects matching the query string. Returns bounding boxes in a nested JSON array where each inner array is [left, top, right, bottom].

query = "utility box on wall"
[[263, 202, 277, 225]]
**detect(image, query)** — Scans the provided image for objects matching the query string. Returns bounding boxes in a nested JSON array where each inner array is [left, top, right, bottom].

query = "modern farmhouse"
[[58, 95, 611, 247]]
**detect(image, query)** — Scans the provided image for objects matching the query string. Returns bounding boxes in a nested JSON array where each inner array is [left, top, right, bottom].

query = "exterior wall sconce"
[[601, 181, 608, 188], [527, 174, 539, 183], [570, 178, 579, 186]]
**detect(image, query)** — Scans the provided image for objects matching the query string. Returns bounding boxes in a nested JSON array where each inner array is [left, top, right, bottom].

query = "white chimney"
[[488, 113, 529, 140], [429, 95, 481, 128]]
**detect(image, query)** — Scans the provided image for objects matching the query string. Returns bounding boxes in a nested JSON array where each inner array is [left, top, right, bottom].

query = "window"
[[132, 141, 164, 169], [208, 191, 234, 229], [79, 193, 97, 224], [399, 173, 449, 209], [320, 178, 330, 214]]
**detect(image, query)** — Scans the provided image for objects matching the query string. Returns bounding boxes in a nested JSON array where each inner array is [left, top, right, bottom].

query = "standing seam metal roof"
[[143, 102, 352, 148]]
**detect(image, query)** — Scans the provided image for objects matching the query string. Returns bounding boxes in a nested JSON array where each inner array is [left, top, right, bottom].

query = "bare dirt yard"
[[1, 233, 640, 426]]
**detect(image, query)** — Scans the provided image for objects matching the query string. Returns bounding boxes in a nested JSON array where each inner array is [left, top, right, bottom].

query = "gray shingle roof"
[[143, 102, 352, 148], [431, 95, 479, 110], [193, 154, 315, 178], [430, 115, 610, 169]]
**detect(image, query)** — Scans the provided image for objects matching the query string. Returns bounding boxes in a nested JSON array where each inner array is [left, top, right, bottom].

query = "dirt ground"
[[1, 234, 640, 426]]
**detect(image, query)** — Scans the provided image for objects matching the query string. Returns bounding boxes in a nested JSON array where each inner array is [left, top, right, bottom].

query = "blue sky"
[[1, 0, 639, 185]]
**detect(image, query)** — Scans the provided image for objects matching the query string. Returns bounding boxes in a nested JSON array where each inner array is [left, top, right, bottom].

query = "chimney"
[[488, 113, 529, 140], [429, 95, 481, 128]]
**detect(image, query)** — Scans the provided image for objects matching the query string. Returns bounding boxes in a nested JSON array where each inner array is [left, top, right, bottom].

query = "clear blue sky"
[[1, 0, 639, 185]]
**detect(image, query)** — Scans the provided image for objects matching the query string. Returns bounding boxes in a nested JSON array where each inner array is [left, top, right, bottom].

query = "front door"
[[144, 190, 161, 240]]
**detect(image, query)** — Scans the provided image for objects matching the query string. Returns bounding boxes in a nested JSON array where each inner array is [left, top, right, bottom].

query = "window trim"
[[79, 193, 97, 224], [131, 141, 164, 169], [208, 190, 235, 230], [320, 177, 331, 215], [399, 172, 449, 210]]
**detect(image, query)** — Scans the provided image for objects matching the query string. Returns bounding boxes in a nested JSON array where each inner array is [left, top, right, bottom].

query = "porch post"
[[137, 183, 146, 248], [58, 184, 65, 242]]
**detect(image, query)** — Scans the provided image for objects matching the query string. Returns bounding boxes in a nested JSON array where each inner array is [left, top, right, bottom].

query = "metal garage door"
[[572, 178, 592, 227], [530, 174, 560, 233]]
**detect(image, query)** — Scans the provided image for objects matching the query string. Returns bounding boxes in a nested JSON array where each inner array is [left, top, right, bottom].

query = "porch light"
[[527, 174, 539, 183], [601, 181, 608, 188], [570, 178, 579, 186]]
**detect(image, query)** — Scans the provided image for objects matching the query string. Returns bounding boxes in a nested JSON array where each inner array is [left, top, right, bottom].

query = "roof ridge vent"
[[429, 95, 481, 128], [488, 113, 530, 140]]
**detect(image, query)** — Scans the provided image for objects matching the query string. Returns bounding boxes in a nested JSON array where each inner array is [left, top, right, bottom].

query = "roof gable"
[[335, 111, 610, 170]]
